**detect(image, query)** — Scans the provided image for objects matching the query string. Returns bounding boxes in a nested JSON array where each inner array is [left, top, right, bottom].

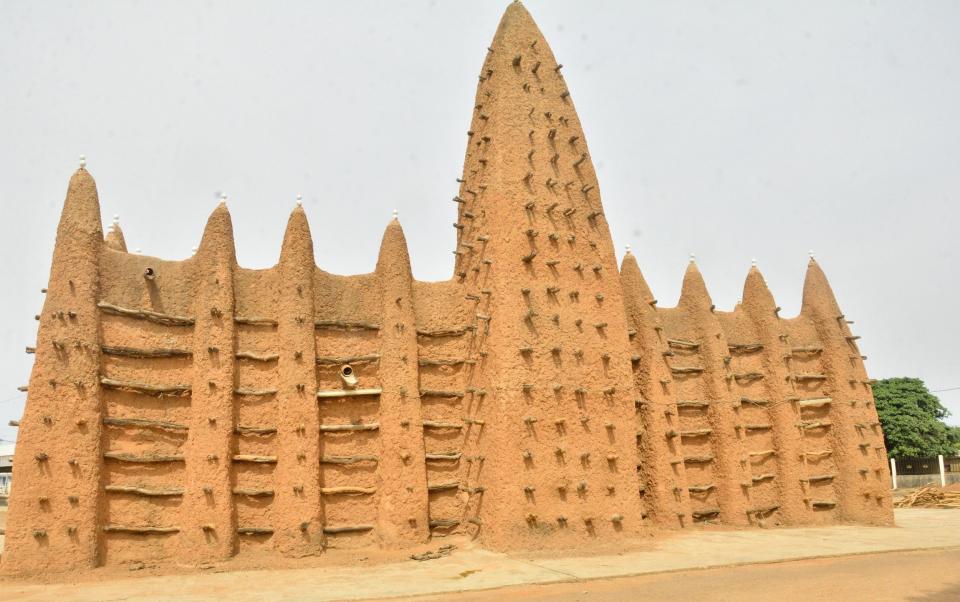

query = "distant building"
[[0, 442, 13, 496]]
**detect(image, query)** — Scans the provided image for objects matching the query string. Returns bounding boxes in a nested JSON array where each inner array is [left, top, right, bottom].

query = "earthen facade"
[[2, 2, 893, 576]]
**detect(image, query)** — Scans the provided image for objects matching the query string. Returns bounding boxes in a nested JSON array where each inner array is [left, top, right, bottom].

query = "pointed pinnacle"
[[801, 258, 842, 315], [280, 202, 315, 266], [104, 217, 127, 252], [376, 217, 412, 277], [743, 263, 776, 310], [679, 258, 713, 310], [197, 202, 236, 262], [620, 252, 655, 304]]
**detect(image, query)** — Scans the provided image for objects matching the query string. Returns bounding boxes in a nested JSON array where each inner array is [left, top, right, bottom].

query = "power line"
[[932, 386, 960, 393], [0, 393, 26, 404]]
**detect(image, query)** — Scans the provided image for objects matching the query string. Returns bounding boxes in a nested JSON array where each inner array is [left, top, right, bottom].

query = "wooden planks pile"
[[893, 486, 960, 509]]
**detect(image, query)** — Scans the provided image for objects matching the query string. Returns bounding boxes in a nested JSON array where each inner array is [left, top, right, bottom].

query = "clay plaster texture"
[[2, 2, 892, 577]]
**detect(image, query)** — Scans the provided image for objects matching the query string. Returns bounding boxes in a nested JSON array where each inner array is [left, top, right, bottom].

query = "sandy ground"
[[397, 548, 960, 602]]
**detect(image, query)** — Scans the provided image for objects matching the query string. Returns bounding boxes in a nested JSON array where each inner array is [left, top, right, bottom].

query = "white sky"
[[1, 0, 958, 444]]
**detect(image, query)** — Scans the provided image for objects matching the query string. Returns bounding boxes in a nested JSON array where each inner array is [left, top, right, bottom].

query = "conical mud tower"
[[447, 1, 647, 547], [3, 2, 892, 576]]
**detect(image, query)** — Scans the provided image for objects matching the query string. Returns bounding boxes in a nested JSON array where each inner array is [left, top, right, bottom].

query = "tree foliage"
[[873, 377, 960, 457]]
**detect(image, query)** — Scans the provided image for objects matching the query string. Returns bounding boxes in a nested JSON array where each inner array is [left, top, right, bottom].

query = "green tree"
[[873, 377, 960, 457]]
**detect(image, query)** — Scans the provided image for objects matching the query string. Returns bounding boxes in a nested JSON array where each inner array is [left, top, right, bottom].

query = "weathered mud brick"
[[2, 1, 892, 576]]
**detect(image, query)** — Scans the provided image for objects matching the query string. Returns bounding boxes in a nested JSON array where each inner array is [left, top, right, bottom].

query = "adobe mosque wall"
[[2, 1, 892, 576]]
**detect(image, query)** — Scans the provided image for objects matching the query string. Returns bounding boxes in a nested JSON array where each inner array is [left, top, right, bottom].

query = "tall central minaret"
[[454, 2, 646, 548]]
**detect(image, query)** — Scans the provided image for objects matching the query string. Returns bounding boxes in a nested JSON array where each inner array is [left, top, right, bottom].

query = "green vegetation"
[[873, 378, 960, 457]]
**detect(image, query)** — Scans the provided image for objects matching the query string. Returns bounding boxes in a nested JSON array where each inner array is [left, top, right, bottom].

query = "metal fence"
[[891, 455, 960, 489], [896, 457, 941, 476], [895, 456, 960, 475]]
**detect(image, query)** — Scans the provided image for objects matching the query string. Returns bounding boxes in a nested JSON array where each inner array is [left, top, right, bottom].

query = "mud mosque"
[[3, 2, 892, 575]]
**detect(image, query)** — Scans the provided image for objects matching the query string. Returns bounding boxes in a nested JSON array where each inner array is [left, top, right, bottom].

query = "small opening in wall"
[[339, 364, 358, 389], [144, 267, 156, 280]]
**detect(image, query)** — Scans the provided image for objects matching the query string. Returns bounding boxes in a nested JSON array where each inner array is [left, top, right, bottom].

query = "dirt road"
[[400, 548, 960, 602]]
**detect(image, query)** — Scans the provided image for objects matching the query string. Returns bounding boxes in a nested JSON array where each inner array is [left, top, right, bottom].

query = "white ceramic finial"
[[625, 245, 632, 254], [392, 208, 398, 220], [78, 155, 86, 168], [192, 246, 198, 253], [808, 249, 815, 260], [296, 194, 302, 207], [689, 252, 696, 264], [220, 193, 227, 205], [135, 248, 141, 254], [112, 214, 120, 226], [751, 257, 757, 267]]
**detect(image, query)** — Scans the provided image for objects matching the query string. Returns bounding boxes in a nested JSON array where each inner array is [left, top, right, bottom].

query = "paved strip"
[[393, 548, 960, 602], [534, 509, 960, 580]]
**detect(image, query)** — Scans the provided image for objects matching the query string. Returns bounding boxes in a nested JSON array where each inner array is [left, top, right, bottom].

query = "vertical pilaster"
[[740, 267, 807, 522], [376, 219, 430, 544], [2, 167, 104, 574], [275, 207, 324, 554], [840, 301, 893, 508], [181, 204, 237, 561], [620, 253, 690, 527], [801, 259, 887, 523], [678, 264, 750, 526]]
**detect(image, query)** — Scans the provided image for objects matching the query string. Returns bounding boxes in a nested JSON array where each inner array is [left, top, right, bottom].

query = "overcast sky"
[[1, 0, 958, 445]]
